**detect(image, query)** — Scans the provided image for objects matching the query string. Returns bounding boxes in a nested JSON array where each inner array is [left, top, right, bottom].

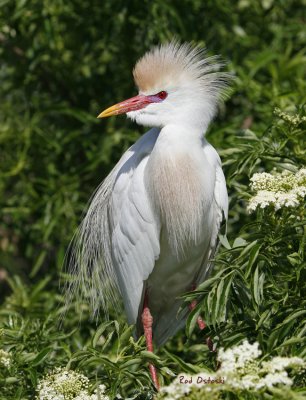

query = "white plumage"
[[67, 41, 230, 347]]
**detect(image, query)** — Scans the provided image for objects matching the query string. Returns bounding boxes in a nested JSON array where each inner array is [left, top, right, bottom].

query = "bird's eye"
[[157, 91, 167, 100]]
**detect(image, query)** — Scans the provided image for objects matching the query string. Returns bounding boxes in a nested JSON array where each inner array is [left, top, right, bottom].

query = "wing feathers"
[[66, 128, 160, 321], [111, 133, 161, 323]]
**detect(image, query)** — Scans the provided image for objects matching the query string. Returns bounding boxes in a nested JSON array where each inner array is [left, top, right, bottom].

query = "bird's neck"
[[155, 123, 206, 152]]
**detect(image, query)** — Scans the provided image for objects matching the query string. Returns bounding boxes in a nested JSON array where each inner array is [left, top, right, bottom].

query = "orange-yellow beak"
[[97, 94, 152, 118]]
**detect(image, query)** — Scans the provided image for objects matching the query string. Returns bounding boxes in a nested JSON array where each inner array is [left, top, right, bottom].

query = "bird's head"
[[98, 42, 231, 131]]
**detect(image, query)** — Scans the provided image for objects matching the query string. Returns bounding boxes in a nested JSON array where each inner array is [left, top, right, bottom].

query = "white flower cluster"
[[159, 378, 191, 399], [36, 368, 109, 400], [157, 340, 305, 399], [217, 340, 262, 390], [247, 168, 306, 212], [0, 349, 11, 368], [274, 108, 306, 127], [218, 340, 261, 372], [159, 372, 220, 399], [216, 340, 303, 390], [262, 356, 305, 373]]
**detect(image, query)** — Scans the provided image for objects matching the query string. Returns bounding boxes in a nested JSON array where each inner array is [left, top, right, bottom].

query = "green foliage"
[[185, 111, 306, 356], [0, 0, 305, 399]]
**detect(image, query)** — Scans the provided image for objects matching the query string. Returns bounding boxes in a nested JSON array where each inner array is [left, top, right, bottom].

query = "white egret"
[[68, 42, 230, 389]]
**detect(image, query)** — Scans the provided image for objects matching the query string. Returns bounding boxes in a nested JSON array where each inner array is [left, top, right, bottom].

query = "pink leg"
[[189, 284, 206, 330], [189, 285, 216, 351], [189, 299, 206, 330], [142, 299, 160, 390]]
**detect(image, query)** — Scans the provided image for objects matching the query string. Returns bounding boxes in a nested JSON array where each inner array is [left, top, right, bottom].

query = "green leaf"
[[139, 351, 161, 361], [246, 243, 262, 278], [163, 349, 202, 374], [30, 347, 51, 367], [186, 302, 202, 337], [92, 321, 116, 348], [276, 310, 306, 329]]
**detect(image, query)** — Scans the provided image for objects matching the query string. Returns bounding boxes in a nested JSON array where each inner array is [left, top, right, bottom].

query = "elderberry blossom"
[[0, 349, 11, 368], [157, 340, 305, 399], [247, 168, 306, 212], [274, 108, 306, 127], [262, 356, 305, 374], [36, 368, 109, 400], [218, 340, 261, 372]]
